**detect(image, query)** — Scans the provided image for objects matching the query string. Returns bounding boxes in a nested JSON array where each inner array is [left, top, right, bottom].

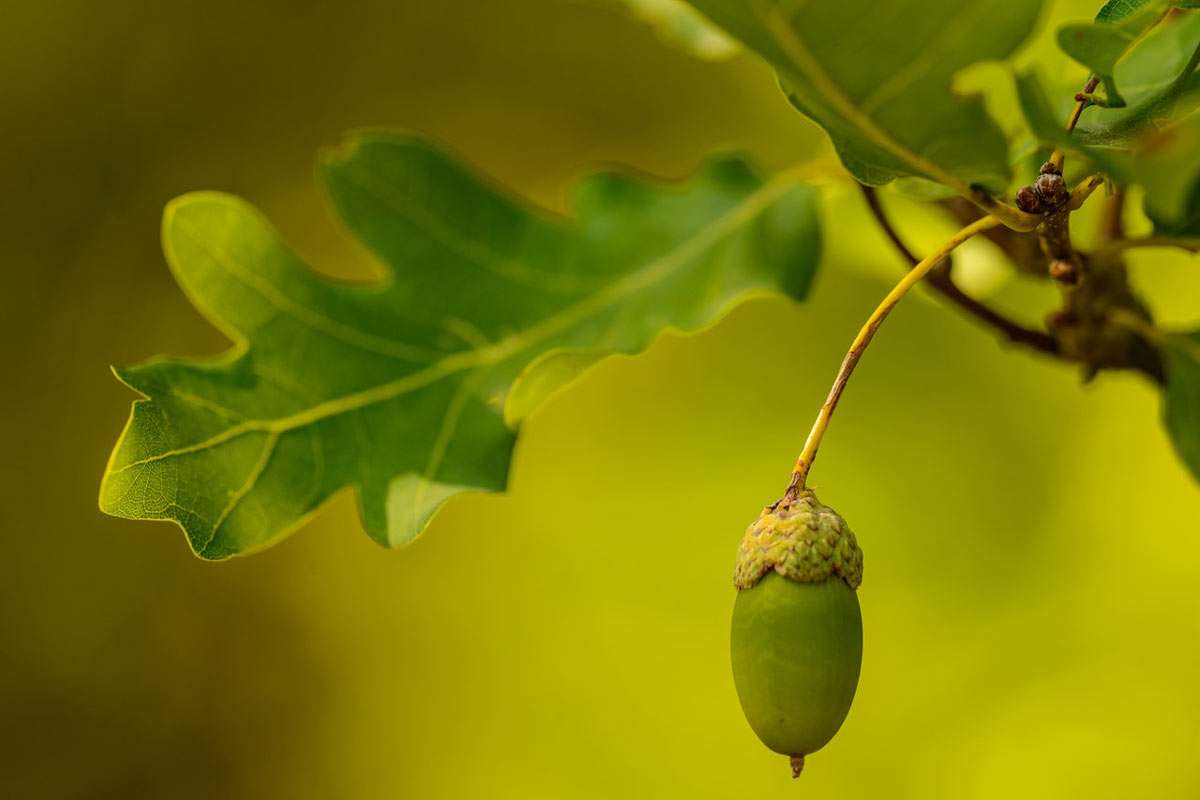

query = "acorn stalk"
[[731, 219, 999, 778]]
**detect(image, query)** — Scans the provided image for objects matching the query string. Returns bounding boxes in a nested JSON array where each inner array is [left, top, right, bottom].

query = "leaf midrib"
[[751, 0, 975, 193]]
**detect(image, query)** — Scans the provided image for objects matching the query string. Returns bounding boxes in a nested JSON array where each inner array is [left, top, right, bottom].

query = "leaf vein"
[[201, 431, 279, 553], [753, 0, 971, 193], [859, 1, 996, 114], [173, 216, 440, 363], [340, 163, 591, 294]]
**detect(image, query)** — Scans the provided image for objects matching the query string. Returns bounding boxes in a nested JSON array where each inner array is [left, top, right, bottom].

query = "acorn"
[[730, 489, 863, 778]]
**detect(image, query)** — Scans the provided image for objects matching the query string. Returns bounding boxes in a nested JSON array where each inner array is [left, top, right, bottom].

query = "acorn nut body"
[[730, 490, 863, 777]]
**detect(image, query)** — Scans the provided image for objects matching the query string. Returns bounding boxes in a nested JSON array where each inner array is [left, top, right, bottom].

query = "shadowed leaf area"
[[683, 0, 1042, 192], [100, 132, 820, 558]]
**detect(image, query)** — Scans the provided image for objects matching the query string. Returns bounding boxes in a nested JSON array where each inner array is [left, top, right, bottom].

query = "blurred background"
[[2, 1, 1198, 797]]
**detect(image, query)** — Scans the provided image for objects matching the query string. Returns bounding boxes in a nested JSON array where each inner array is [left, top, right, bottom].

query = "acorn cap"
[[734, 489, 863, 590]]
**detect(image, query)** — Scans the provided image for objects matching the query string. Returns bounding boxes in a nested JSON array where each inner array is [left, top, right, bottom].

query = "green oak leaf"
[[99, 133, 821, 559], [618, 0, 740, 60], [1057, 3, 1200, 110], [1163, 330, 1200, 482], [1073, 10, 1200, 143], [1095, 0, 1155, 22], [1057, 0, 1173, 107], [683, 0, 1042, 193]]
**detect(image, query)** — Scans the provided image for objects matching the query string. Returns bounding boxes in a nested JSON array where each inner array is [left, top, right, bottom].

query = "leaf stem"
[[786, 215, 1001, 494]]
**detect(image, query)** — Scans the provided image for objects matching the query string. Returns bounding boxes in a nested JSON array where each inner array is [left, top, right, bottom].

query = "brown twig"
[[1039, 205, 1080, 284], [860, 186, 1059, 355], [1101, 186, 1125, 241], [1028, 172, 1101, 285]]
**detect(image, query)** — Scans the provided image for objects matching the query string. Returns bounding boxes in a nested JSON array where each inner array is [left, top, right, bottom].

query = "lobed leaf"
[[99, 133, 821, 558], [683, 0, 1043, 193]]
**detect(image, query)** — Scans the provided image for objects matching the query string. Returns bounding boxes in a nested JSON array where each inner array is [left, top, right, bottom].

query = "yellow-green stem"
[[1067, 175, 1104, 211], [787, 215, 1003, 494]]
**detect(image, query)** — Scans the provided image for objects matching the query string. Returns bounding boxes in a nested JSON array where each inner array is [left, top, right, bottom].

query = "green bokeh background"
[[3, 1, 1198, 796]]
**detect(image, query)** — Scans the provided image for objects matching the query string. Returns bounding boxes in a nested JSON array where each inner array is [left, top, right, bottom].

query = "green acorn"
[[730, 489, 863, 778]]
